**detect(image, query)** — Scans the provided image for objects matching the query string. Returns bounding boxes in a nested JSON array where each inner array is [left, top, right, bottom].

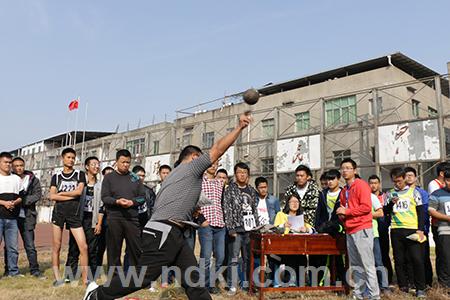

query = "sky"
[[1, 0, 449, 150]]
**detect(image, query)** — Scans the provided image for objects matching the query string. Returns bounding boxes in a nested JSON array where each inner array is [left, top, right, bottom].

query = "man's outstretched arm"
[[209, 113, 252, 164]]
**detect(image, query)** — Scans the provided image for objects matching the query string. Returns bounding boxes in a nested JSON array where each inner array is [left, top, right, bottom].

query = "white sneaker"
[[148, 286, 158, 292], [83, 281, 99, 300], [227, 287, 237, 296]]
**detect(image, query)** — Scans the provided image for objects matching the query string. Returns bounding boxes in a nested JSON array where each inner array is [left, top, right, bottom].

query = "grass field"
[[0, 248, 449, 300]]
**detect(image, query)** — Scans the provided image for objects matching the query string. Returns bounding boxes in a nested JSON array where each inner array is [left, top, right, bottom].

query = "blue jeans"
[[227, 232, 250, 288], [198, 226, 226, 288], [373, 237, 389, 290], [0, 218, 19, 275]]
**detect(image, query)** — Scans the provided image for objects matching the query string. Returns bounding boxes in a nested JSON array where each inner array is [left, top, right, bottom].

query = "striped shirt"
[[429, 188, 450, 235], [150, 153, 212, 222]]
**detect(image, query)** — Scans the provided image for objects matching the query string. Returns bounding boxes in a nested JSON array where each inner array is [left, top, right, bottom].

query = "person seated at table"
[[271, 195, 314, 287]]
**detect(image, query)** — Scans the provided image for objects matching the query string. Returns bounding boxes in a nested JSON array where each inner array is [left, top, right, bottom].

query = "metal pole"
[[146, 132, 151, 156], [80, 102, 88, 163], [373, 89, 381, 178], [273, 108, 279, 197], [320, 98, 326, 173], [435, 76, 446, 161]]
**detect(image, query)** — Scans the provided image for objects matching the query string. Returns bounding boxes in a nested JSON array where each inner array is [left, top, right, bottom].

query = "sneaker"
[[32, 272, 47, 280], [227, 286, 237, 296], [381, 288, 392, 296], [83, 281, 99, 300], [7, 274, 25, 278], [208, 287, 221, 294], [53, 279, 65, 287], [416, 290, 426, 298], [148, 287, 158, 292]]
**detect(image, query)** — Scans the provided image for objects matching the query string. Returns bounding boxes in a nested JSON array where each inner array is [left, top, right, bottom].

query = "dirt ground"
[[0, 224, 448, 300]]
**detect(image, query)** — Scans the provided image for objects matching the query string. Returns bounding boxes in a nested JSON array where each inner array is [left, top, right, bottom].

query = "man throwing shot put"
[[83, 113, 252, 300]]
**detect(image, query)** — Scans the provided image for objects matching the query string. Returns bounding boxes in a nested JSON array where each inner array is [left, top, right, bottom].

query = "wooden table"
[[249, 232, 348, 299]]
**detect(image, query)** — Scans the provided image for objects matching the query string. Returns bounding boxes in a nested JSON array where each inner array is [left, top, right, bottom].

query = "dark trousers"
[[282, 255, 307, 286], [4, 218, 40, 275], [95, 221, 211, 300], [65, 213, 98, 279], [378, 218, 393, 285], [96, 221, 107, 268], [106, 217, 141, 269], [438, 234, 450, 288], [391, 228, 426, 291], [308, 255, 327, 286], [423, 234, 433, 287]]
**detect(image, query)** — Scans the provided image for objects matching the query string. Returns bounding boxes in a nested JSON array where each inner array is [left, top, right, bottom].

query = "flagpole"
[[81, 102, 89, 163], [65, 110, 70, 147], [73, 96, 80, 148]]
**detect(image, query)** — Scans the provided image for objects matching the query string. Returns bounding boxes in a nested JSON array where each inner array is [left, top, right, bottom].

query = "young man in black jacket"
[[101, 149, 145, 271], [10, 157, 44, 278]]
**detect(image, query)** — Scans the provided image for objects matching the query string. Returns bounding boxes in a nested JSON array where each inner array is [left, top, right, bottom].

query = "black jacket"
[[315, 188, 344, 236], [19, 171, 42, 230]]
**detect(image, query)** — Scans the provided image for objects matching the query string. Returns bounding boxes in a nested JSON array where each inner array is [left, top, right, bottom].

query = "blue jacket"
[[256, 195, 281, 225], [416, 186, 430, 234]]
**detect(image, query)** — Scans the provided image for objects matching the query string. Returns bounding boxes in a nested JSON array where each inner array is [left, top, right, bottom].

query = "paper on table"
[[288, 214, 304, 231]]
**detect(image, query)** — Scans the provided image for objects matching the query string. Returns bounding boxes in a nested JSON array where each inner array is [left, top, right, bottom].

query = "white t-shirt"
[[428, 179, 444, 195], [296, 182, 309, 199], [0, 174, 22, 194], [257, 198, 270, 225], [371, 194, 382, 211], [18, 175, 31, 218]]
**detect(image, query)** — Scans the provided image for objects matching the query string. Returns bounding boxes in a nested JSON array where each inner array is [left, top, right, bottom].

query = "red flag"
[[69, 99, 79, 111]]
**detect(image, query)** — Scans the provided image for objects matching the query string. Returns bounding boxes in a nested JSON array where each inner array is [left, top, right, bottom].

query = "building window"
[[295, 112, 310, 131], [428, 106, 438, 117], [126, 138, 145, 155], [325, 95, 357, 126], [412, 100, 420, 118], [202, 132, 215, 149], [262, 118, 275, 138], [153, 140, 160, 155], [369, 97, 383, 115], [182, 127, 193, 147], [261, 158, 274, 174], [333, 149, 351, 166]]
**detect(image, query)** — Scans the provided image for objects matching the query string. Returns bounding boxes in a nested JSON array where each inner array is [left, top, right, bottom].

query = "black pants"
[[65, 213, 98, 279], [308, 255, 327, 286], [378, 218, 393, 285], [106, 217, 141, 269], [391, 228, 426, 291], [4, 218, 40, 275], [281, 255, 307, 286], [423, 234, 433, 287], [96, 218, 107, 268], [438, 234, 450, 288], [94, 221, 211, 300]]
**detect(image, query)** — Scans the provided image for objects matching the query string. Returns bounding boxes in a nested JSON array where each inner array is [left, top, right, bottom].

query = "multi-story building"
[[14, 52, 450, 203]]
